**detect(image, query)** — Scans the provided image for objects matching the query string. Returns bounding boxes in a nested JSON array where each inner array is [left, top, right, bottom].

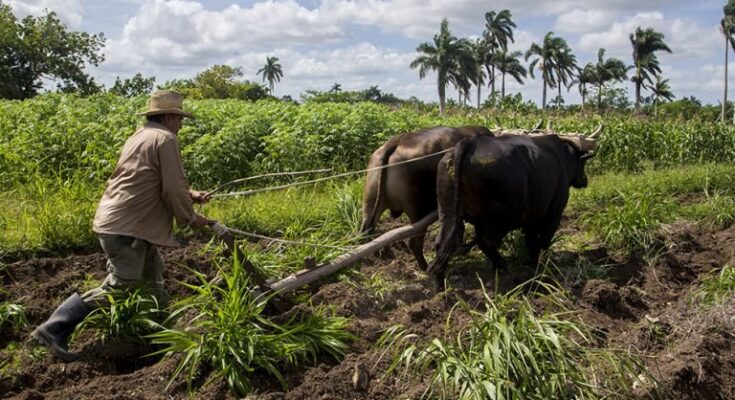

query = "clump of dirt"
[[4, 221, 735, 399]]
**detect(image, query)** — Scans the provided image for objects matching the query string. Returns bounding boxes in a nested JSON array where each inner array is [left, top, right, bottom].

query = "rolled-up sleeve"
[[158, 138, 196, 226]]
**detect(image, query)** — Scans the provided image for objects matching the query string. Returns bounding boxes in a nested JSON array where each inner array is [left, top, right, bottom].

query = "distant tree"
[[648, 75, 675, 115], [526, 32, 566, 110], [362, 85, 382, 102], [493, 50, 526, 102], [483, 9, 516, 94], [449, 38, 476, 106], [160, 65, 268, 101], [630, 27, 672, 112], [330, 83, 342, 93], [0, 4, 105, 99], [257, 56, 283, 95], [471, 38, 490, 108], [577, 63, 596, 110], [551, 39, 577, 109], [410, 18, 469, 115], [590, 48, 629, 109], [110, 73, 155, 97]]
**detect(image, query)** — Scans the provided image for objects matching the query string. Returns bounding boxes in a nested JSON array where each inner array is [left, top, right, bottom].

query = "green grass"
[[1, 173, 100, 256], [75, 290, 165, 344], [695, 265, 735, 306], [0, 302, 28, 333], [376, 279, 647, 399], [570, 164, 735, 253], [148, 256, 353, 397]]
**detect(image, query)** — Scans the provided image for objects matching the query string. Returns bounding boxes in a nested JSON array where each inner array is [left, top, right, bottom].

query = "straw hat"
[[138, 90, 194, 118]]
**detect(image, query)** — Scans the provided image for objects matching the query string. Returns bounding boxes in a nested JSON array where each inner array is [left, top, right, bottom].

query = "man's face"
[[163, 114, 183, 134]]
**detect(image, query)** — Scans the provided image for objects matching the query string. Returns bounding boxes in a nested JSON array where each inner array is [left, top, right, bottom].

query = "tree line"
[[3, 2, 735, 120], [409, 9, 683, 115]]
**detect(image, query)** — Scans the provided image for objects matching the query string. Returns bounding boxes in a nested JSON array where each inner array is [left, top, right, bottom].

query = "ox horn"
[[531, 119, 543, 131], [589, 123, 604, 139]]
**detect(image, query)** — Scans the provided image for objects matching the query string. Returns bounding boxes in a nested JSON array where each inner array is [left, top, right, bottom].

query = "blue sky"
[[6, 0, 732, 105]]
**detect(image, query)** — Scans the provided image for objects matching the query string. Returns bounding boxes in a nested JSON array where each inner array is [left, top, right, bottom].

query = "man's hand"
[[190, 213, 210, 229], [190, 190, 211, 204]]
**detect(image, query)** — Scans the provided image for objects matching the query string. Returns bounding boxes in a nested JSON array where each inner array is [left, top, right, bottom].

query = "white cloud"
[[6, 0, 83, 26], [577, 12, 719, 62], [554, 9, 616, 33]]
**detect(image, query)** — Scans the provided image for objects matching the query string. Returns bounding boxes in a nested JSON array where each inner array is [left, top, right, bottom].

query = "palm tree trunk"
[[581, 84, 586, 111], [598, 83, 603, 111], [501, 72, 506, 100], [634, 63, 642, 113], [558, 79, 562, 108], [723, 32, 729, 123], [438, 76, 445, 115], [542, 81, 547, 111], [477, 70, 482, 109], [491, 65, 496, 94]]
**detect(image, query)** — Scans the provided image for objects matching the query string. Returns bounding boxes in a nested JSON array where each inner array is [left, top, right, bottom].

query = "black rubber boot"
[[31, 293, 91, 360]]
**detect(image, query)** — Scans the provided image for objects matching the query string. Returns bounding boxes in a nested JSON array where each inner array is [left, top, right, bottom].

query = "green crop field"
[[4, 94, 735, 399]]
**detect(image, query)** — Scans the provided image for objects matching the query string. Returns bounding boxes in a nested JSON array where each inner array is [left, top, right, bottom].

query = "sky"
[[5, 0, 732, 105]]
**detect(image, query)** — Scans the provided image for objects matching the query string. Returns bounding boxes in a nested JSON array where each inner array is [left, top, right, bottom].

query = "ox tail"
[[429, 138, 472, 275], [359, 139, 399, 235]]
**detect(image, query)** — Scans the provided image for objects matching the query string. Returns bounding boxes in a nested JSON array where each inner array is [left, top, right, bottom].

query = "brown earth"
[[2, 220, 735, 400]]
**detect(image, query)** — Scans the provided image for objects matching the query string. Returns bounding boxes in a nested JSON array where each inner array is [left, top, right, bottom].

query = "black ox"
[[359, 125, 492, 270], [428, 126, 602, 287]]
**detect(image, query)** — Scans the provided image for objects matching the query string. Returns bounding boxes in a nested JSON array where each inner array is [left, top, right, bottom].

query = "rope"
[[222, 225, 355, 251], [205, 168, 331, 197], [213, 147, 454, 198]]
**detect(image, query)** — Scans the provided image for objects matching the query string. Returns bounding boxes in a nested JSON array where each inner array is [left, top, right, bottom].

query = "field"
[[2, 95, 735, 399]]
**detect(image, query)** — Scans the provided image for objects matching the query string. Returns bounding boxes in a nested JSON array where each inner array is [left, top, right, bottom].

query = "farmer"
[[31, 90, 211, 359]]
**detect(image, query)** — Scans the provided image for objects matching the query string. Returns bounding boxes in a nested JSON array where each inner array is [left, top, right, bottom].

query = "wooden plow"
[[208, 211, 438, 311]]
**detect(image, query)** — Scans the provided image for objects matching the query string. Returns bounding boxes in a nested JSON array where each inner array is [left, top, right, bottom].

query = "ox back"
[[429, 133, 592, 287], [359, 126, 492, 270]]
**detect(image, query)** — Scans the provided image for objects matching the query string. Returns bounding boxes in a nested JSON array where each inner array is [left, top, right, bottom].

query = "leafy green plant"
[[695, 265, 735, 306], [148, 256, 353, 397], [376, 280, 647, 399], [75, 290, 164, 343], [0, 302, 28, 332]]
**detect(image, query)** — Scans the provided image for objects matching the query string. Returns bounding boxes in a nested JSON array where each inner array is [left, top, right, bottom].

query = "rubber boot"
[[31, 293, 91, 360]]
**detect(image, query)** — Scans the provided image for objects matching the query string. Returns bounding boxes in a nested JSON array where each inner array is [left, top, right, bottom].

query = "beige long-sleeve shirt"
[[93, 122, 196, 247]]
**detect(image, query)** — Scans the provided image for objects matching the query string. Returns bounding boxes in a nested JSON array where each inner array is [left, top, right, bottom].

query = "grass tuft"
[[376, 278, 648, 399], [147, 255, 353, 397]]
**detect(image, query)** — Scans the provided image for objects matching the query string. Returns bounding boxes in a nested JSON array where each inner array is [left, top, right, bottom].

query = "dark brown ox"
[[428, 127, 601, 288], [359, 126, 492, 270]]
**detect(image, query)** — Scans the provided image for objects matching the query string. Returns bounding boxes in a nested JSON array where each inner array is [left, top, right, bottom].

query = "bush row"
[[2, 94, 734, 190]]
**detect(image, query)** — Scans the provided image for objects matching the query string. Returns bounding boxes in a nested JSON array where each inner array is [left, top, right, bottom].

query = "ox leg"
[[476, 225, 507, 270], [409, 232, 429, 271], [522, 226, 542, 267]]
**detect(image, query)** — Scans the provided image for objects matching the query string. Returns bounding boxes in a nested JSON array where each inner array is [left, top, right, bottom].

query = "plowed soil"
[[3, 220, 735, 399]]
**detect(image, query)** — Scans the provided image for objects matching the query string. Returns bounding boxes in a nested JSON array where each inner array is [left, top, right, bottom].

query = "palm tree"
[[451, 38, 477, 106], [648, 76, 674, 115], [526, 32, 565, 110], [630, 27, 672, 112], [483, 10, 516, 95], [577, 63, 596, 110], [552, 41, 578, 108], [722, 1, 735, 122], [471, 38, 490, 108], [591, 48, 629, 109], [493, 50, 526, 101], [410, 18, 469, 115], [330, 83, 342, 93], [256, 56, 283, 95]]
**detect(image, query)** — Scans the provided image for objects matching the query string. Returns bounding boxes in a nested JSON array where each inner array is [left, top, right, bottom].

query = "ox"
[[428, 127, 602, 287], [360, 126, 492, 270]]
